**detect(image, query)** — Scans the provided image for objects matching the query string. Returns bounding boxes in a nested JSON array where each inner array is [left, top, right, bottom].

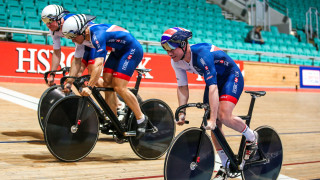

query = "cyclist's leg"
[[218, 71, 258, 160], [111, 47, 144, 120], [203, 86, 227, 167], [102, 52, 118, 115]]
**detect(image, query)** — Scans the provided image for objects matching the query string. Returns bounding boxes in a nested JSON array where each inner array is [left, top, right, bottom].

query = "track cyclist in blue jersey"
[[161, 27, 259, 180], [62, 14, 148, 139], [41, 5, 104, 87]]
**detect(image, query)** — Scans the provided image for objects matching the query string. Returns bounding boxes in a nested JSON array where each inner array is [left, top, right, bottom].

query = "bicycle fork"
[[190, 127, 207, 171], [71, 97, 88, 133]]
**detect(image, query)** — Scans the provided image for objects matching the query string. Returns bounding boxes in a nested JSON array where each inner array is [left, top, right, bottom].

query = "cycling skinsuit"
[[81, 23, 143, 81], [49, 14, 87, 63], [171, 43, 244, 105]]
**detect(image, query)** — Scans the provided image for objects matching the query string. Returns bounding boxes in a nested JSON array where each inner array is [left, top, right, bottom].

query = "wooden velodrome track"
[[0, 82, 320, 180]]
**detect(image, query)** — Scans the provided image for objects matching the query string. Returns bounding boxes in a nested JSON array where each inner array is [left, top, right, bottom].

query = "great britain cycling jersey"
[[49, 14, 85, 59], [81, 23, 143, 81], [171, 43, 244, 105]]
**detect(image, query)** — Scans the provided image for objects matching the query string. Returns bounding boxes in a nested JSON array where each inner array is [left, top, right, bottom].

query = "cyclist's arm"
[[51, 49, 61, 71], [87, 57, 104, 87], [208, 84, 219, 122], [177, 85, 189, 107], [65, 57, 82, 86]]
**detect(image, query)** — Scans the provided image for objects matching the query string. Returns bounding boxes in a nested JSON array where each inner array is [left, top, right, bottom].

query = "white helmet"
[[41, 5, 69, 24], [62, 14, 96, 39]]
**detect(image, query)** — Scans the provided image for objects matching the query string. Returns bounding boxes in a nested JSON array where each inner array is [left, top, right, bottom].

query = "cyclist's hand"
[[80, 87, 91, 96], [47, 74, 56, 86], [204, 119, 217, 130], [176, 113, 186, 126], [62, 82, 72, 93]]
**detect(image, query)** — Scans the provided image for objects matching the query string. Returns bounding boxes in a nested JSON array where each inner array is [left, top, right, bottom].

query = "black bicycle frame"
[[60, 69, 150, 138]]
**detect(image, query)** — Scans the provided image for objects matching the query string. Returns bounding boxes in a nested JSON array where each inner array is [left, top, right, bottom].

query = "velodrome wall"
[[0, 41, 318, 90]]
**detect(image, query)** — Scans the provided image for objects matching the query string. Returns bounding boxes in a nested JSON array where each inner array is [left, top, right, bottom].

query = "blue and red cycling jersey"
[[171, 43, 244, 104], [82, 23, 143, 81]]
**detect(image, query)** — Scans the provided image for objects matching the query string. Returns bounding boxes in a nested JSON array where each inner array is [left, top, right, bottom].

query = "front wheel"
[[44, 96, 99, 162], [242, 126, 283, 180], [128, 99, 175, 160], [164, 128, 215, 180]]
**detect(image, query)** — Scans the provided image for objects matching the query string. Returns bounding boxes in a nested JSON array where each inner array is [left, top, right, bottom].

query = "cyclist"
[[41, 5, 103, 87], [61, 14, 148, 138], [161, 27, 258, 179]]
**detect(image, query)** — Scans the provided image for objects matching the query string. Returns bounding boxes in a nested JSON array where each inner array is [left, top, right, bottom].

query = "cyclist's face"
[[166, 48, 183, 62], [46, 20, 59, 31], [72, 35, 84, 44]]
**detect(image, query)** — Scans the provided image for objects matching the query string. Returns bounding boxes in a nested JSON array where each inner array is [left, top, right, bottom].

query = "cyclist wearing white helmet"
[[62, 14, 148, 139], [41, 5, 104, 87], [161, 27, 258, 180]]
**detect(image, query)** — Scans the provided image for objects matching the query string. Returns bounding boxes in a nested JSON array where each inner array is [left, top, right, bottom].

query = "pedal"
[[123, 131, 136, 136]]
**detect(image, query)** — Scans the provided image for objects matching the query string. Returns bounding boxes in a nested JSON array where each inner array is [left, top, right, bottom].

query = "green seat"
[[238, 54, 249, 61], [295, 58, 304, 65], [247, 54, 259, 62], [278, 57, 289, 64], [227, 53, 239, 60], [28, 35, 46, 45], [268, 56, 278, 63], [260, 56, 269, 63], [303, 59, 312, 66], [12, 34, 27, 42], [314, 60, 320, 67]]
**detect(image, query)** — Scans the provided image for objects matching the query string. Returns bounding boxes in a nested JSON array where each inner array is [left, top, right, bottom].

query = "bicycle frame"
[[60, 69, 151, 139]]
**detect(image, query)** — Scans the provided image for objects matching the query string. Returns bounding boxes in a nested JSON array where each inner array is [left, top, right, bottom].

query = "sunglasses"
[[162, 41, 179, 51], [41, 17, 56, 24]]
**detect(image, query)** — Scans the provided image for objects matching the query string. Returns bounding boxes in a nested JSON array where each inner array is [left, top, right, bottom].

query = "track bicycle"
[[38, 67, 142, 131], [43, 69, 175, 162], [164, 91, 283, 180]]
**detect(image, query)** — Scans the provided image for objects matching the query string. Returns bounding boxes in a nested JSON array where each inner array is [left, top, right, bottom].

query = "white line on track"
[[0, 86, 39, 111]]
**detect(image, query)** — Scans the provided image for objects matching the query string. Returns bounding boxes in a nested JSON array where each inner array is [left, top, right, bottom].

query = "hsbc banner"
[[0, 41, 243, 88]]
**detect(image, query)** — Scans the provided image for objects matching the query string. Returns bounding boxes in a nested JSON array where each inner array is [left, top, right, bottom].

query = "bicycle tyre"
[[164, 128, 215, 180], [37, 85, 74, 131], [242, 125, 283, 180], [128, 99, 175, 160], [44, 96, 99, 162]]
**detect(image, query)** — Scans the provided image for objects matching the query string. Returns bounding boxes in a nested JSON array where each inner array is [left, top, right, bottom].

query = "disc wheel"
[[164, 128, 215, 180], [128, 99, 175, 160], [242, 126, 283, 180], [44, 96, 99, 162], [38, 85, 74, 131]]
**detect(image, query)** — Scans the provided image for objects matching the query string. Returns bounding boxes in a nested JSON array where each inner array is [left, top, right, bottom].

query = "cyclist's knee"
[[113, 85, 127, 95], [218, 111, 231, 123]]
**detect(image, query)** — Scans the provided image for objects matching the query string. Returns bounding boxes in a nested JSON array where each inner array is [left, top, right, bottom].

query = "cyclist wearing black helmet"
[[161, 27, 259, 180]]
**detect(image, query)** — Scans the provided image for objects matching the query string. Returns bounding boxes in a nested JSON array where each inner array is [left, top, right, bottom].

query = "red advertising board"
[[0, 41, 243, 88]]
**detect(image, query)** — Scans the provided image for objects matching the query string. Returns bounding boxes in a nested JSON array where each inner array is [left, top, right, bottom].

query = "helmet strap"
[[180, 41, 188, 60]]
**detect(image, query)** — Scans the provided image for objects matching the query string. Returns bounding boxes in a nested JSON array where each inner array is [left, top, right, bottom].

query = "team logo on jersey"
[[220, 60, 224, 64], [205, 66, 208, 70], [235, 77, 238, 83], [128, 55, 132, 60]]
